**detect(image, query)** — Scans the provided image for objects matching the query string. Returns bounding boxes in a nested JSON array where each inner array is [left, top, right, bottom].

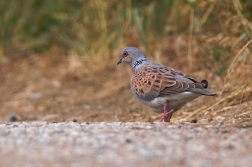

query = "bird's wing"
[[131, 65, 210, 101]]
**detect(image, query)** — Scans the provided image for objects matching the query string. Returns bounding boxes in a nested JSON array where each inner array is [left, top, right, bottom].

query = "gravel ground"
[[0, 121, 252, 167]]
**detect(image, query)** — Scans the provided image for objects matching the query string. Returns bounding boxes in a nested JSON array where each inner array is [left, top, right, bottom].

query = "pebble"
[[0, 121, 251, 167], [8, 112, 18, 122]]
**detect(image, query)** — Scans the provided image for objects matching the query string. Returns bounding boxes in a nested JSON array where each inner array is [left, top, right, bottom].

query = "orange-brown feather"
[[131, 65, 209, 100]]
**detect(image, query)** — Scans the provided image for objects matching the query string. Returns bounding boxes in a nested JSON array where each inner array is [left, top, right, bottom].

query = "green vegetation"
[[0, 0, 252, 77]]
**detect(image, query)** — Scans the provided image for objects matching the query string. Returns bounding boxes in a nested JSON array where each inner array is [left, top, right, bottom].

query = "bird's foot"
[[160, 102, 174, 122], [160, 112, 170, 122], [160, 111, 173, 122]]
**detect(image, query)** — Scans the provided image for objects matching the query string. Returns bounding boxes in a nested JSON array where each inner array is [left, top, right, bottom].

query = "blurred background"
[[0, 0, 252, 125]]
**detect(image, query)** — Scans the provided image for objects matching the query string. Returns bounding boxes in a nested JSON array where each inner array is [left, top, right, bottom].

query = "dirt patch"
[[0, 54, 251, 127]]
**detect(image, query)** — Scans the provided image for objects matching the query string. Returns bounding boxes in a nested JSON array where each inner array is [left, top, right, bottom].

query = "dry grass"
[[0, 1, 252, 126]]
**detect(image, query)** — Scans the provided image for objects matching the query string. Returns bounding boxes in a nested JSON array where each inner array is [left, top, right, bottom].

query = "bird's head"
[[117, 47, 147, 67]]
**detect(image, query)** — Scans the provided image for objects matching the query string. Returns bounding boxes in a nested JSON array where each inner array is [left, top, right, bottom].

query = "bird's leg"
[[160, 102, 174, 122], [166, 109, 174, 122], [160, 102, 169, 122]]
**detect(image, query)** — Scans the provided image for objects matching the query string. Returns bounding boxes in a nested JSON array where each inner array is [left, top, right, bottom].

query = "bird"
[[117, 47, 217, 122]]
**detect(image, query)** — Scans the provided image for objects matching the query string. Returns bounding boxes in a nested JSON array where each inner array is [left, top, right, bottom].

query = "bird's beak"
[[117, 58, 122, 65]]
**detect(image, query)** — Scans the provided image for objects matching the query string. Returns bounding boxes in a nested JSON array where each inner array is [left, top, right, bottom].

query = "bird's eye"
[[123, 51, 128, 57]]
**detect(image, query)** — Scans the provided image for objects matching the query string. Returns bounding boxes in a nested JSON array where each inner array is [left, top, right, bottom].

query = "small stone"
[[215, 116, 225, 123], [72, 119, 78, 122], [8, 112, 18, 122], [125, 139, 133, 143], [29, 92, 42, 100], [198, 118, 209, 123], [191, 119, 197, 123]]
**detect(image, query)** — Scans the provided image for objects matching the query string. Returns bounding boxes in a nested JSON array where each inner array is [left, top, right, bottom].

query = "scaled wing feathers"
[[131, 65, 208, 100]]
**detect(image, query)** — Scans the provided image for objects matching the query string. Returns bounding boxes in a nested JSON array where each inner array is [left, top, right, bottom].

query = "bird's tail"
[[191, 88, 217, 96], [191, 80, 217, 96]]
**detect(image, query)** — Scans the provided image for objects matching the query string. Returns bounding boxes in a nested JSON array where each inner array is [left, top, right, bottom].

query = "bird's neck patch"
[[133, 57, 148, 69]]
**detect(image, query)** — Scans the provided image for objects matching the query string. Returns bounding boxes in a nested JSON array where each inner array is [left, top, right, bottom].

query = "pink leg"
[[160, 102, 174, 122]]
